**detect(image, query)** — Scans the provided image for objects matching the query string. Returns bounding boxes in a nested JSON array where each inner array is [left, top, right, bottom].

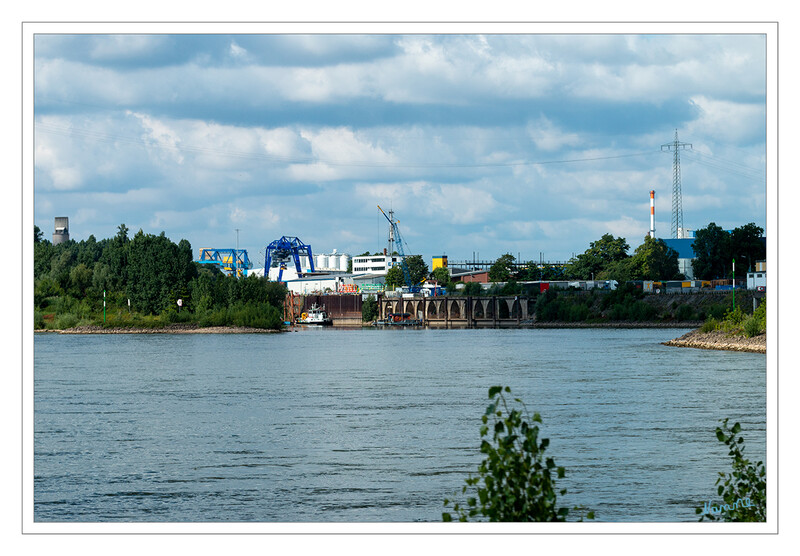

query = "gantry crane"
[[195, 248, 252, 277], [264, 236, 315, 282]]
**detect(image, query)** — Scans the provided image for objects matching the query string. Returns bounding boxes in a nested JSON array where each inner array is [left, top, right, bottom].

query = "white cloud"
[[685, 95, 765, 143], [527, 117, 583, 152], [229, 41, 248, 59], [88, 35, 166, 61], [127, 111, 185, 164]]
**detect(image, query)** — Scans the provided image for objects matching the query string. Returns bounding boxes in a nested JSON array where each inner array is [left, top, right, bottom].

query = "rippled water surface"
[[34, 328, 765, 522]]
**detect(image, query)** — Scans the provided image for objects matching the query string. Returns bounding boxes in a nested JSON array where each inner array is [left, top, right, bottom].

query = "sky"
[[33, 30, 769, 269]]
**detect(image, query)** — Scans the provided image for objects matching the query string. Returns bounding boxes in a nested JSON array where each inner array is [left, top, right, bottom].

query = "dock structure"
[[283, 294, 534, 327], [379, 295, 532, 328]]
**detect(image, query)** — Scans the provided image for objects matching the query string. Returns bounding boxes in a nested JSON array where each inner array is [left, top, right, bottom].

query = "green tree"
[[100, 224, 131, 290], [431, 266, 451, 287], [443, 386, 591, 522], [361, 295, 378, 322], [404, 254, 429, 285], [385, 265, 404, 289], [68, 263, 94, 298], [692, 223, 733, 280], [730, 223, 765, 273], [50, 247, 76, 291], [34, 239, 54, 280], [697, 419, 766, 522], [488, 254, 515, 282], [34, 225, 43, 243], [566, 234, 629, 280], [461, 281, 484, 296], [619, 235, 681, 281], [126, 230, 194, 314]]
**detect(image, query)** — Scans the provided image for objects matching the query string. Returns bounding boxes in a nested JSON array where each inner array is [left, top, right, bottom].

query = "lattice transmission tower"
[[661, 130, 692, 238]]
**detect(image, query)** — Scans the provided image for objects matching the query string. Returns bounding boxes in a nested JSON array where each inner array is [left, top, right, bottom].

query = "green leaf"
[[587, 511, 595, 520], [442, 512, 452, 522], [731, 422, 741, 434], [557, 466, 566, 479], [488, 386, 503, 398]]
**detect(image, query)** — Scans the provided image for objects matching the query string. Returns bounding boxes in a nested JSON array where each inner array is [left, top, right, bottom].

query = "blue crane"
[[377, 205, 420, 292], [264, 236, 315, 282], [195, 248, 252, 277]]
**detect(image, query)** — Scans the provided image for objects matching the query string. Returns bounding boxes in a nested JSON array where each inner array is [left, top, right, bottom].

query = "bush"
[[34, 310, 45, 329], [707, 304, 727, 321], [742, 315, 763, 338], [700, 317, 719, 333], [675, 304, 696, 321], [54, 313, 79, 329], [443, 386, 593, 522], [696, 419, 765, 521]]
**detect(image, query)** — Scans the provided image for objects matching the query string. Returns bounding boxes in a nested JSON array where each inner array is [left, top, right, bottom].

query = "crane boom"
[[377, 205, 416, 290]]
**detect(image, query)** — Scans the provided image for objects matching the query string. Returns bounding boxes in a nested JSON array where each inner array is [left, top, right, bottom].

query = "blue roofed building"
[[660, 238, 698, 279], [660, 233, 766, 281]]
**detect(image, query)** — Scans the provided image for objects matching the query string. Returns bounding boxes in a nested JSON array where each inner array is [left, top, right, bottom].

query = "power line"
[[681, 150, 766, 183], [35, 121, 659, 170]]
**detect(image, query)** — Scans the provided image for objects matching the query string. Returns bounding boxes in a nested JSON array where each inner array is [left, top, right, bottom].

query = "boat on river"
[[298, 303, 333, 326], [372, 312, 423, 327]]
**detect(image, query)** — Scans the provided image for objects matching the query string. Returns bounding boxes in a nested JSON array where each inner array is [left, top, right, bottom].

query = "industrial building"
[[747, 261, 767, 291], [660, 236, 697, 280], [351, 254, 406, 275]]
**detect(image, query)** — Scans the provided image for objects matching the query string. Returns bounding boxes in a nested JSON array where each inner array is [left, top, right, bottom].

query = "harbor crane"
[[195, 248, 252, 277], [264, 236, 315, 282], [377, 205, 420, 292]]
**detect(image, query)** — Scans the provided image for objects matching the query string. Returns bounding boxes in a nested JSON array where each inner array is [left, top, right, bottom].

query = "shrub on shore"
[[699, 299, 765, 338]]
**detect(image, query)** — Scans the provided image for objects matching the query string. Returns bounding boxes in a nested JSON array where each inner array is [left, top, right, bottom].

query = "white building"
[[351, 254, 406, 275], [747, 260, 766, 290]]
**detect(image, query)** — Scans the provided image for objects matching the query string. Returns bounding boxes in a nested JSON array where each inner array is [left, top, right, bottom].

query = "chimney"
[[649, 190, 655, 238]]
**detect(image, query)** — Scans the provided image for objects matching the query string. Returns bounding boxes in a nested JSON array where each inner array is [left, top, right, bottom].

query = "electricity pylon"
[[661, 130, 692, 238]]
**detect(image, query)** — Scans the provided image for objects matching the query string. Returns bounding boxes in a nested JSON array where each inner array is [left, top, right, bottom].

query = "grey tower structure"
[[53, 217, 69, 244]]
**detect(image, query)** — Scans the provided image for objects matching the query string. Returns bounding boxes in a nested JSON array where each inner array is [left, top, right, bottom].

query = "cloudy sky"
[[33, 29, 768, 268]]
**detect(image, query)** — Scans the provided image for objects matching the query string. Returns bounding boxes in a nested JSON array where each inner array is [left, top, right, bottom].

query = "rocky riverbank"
[[663, 329, 766, 353], [36, 323, 280, 334]]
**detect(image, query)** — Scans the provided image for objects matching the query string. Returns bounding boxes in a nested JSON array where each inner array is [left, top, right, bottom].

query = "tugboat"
[[298, 303, 333, 326]]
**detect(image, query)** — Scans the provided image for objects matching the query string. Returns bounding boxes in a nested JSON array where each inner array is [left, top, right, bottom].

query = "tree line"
[[34, 224, 286, 330], [483, 221, 764, 285]]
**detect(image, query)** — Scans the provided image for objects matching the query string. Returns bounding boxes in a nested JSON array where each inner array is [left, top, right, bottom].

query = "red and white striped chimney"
[[649, 190, 656, 238]]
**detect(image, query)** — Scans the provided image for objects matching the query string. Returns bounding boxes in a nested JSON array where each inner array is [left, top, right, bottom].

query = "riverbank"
[[663, 329, 766, 353], [527, 321, 701, 329], [35, 323, 280, 334]]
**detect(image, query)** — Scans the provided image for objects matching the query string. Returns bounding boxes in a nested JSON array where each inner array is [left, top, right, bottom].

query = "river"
[[33, 327, 766, 522]]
